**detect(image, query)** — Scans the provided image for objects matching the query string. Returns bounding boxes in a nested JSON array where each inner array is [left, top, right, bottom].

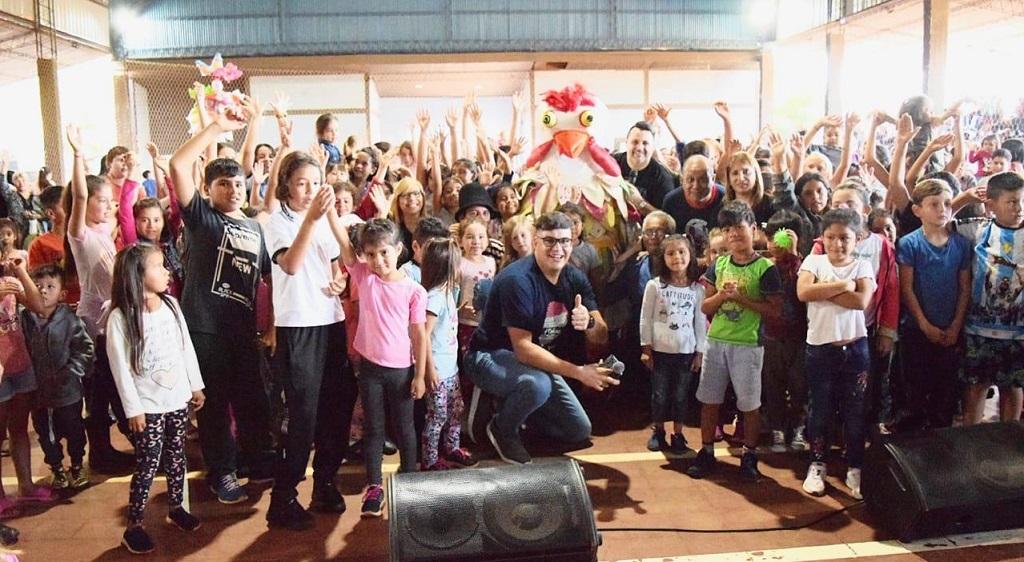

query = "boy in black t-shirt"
[[170, 103, 274, 504]]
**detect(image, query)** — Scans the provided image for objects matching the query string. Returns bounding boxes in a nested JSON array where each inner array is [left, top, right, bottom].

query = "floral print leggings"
[[421, 376, 464, 467], [128, 407, 189, 526]]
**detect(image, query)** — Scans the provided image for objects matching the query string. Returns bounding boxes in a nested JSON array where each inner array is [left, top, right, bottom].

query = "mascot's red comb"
[[542, 83, 597, 113]]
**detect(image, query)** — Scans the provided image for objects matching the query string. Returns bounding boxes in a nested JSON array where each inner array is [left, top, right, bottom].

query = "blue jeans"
[[651, 352, 694, 424], [805, 338, 869, 467], [465, 349, 591, 443]]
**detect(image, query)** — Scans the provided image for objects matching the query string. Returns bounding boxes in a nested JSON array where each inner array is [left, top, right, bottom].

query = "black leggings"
[[358, 361, 417, 486], [128, 408, 189, 526]]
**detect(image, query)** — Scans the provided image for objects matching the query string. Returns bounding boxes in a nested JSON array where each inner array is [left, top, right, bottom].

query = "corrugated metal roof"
[[109, 0, 773, 59]]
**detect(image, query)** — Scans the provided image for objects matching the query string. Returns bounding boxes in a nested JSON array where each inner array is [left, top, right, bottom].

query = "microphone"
[[600, 354, 626, 378]]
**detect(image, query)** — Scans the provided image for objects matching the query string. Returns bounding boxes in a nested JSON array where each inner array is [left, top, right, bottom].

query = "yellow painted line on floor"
[[610, 527, 1024, 562]]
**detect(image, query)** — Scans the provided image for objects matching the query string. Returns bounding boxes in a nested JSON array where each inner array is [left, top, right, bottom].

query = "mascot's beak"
[[553, 130, 590, 158]]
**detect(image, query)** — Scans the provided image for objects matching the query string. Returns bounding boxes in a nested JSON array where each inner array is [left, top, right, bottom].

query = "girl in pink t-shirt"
[[329, 215, 426, 518]]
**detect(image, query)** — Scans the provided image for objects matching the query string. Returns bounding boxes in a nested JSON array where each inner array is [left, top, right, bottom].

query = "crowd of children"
[[0, 89, 1022, 555]]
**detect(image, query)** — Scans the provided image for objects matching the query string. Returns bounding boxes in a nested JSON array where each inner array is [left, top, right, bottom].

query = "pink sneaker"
[[18, 486, 56, 503], [0, 497, 21, 519]]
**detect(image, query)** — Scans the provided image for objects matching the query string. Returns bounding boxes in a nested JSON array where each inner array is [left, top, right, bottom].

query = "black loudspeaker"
[[388, 458, 600, 561], [863, 422, 1024, 542]]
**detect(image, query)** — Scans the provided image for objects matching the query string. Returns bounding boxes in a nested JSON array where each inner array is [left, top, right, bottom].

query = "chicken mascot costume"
[[515, 83, 643, 330]]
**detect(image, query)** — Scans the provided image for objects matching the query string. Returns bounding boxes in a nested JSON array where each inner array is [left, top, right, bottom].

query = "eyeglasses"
[[538, 237, 573, 249], [642, 229, 668, 239]]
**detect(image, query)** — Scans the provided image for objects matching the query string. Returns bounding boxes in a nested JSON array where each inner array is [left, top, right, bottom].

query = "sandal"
[[17, 486, 56, 504]]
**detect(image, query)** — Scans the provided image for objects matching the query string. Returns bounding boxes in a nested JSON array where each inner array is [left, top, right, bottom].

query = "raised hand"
[[653, 103, 671, 120], [478, 159, 496, 186], [895, 113, 919, 144], [251, 159, 268, 186], [509, 135, 528, 158], [416, 108, 431, 130], [467, 102, 482, 125], [713, 101, 731, 120], [146, 141, 159, 160], [845, 112, 862, 132], [269, 93, 290, 119], [643, 106, 657, 125], [929, 133, 956, 151], [309, 142, 329, 168], [66, 124, 83, 155], [820, 114, 843, 128], [789, 132, 804, 153], [306, 186, 335, 222], [769, 131, 786, 160], [445, 107, 459, 128]]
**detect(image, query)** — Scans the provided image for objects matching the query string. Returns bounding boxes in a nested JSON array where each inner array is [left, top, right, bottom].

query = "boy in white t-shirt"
[[797, 208, 876, 500]]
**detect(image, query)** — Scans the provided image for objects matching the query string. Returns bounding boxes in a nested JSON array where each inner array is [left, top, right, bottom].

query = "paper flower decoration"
[[195, 54, 243, 83], [186, 54, 247, 135]]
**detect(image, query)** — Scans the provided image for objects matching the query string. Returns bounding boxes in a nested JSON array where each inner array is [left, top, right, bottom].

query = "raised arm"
[[654, 103, 683, 144], [239, 97, 264, 176], [170, 98, 251, 209], [445, 107, 460, 162], [886, 113, 918, 213], [907, 132, 953, 187], [831, 112, 860, 186], [415, 109, 430, 185], [713, 102, 734, 182], [510, 90, 528, 150], [65, 124, 88, 240], [326, 207, 356, 267], [802, 115, 841, 151], [862, 112, 890, 186], [946, 110, 964, 175], [788, 133, 804, 180]]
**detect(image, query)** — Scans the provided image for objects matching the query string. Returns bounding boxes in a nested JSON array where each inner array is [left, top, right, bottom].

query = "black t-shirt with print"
[[470, 255, 597, 365], [614, 153, 678, 211], [180, 196, 271, 335]]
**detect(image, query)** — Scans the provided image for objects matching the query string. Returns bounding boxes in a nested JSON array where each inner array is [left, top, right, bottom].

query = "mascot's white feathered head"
[[536, 83, 610, 158]]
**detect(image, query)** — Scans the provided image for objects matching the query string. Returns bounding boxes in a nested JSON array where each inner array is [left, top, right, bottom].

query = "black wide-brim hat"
[[455, 182, 497, 221]]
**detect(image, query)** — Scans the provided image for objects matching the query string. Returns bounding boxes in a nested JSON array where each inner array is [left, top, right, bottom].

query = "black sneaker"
[[360, 485, 385, 518], [486, 419, 531, 465], [739, 450, 762, 481], [209, 473, 248, 504], [267, 495, 314, 531], [166, 507, 201, 532], [382, 439, 398, 456], [669, 433, 689, 455], [646, 428, 668, 451], [122, 526, 155, 554], [686, 448, 717, 479], [310, 481, 346, 514], [467, 386, 495, 445]]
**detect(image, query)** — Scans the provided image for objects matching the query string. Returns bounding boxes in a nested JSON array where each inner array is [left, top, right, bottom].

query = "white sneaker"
[[846, 468, 862, 500], [802, 462, 826, 496], [790, 426, 808, 450], [770, 430, 787, 453]]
